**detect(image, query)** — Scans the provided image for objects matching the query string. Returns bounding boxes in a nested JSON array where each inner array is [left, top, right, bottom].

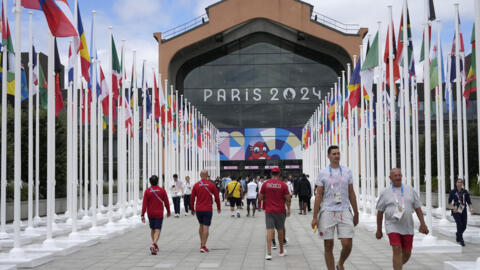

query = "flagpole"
[[34, 51, 40, 223], [90, 10, 98, 230], [10, 0, 23, 255], [26, 11, 34, 232], [454, 3, 464, 182], [376, 21, 385, 195], [402, 0, 411, 187], [388, 5, 396, 169], [70, 0, 79, 237], [83, 81, 89, 220], [461, 53, 469, 191], [133, 50, 140, 219], [475, 0, 480, 184], [424, 0, 433, 230], [0, 0, 8, 238], [107, 26, 114, 225], [447, 53, 454, 191]]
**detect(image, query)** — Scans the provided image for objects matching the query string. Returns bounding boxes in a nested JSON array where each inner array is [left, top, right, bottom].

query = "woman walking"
[[448, 178, 474, 246]]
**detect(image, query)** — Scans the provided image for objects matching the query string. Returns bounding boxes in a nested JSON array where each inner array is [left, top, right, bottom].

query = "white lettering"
[[283, 88, 296, 101], [245, 88, 249, 102], [218, 89, 226, 102], [204, 89, 213, 102], [253, 88, 261, 101], [300, 87, 310, 100], [312, 87, 321, 100], [266, 183, 282, 189], [231, 88, 240, 102], [270, 88, 279, 101]]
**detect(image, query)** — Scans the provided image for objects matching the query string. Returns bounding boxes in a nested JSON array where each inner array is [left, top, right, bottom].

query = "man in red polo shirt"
[[259, 167, 291, 260], [190, 170, 221, 253], [141, 175, 171, 255]]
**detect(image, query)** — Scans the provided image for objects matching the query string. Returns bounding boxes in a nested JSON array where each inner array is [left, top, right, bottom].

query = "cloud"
[[113, 0, 162, 22]]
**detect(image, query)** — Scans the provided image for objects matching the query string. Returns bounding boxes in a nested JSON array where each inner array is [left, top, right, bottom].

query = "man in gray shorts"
[[311, 145, 359, 270], [258, 167, 291, 260]]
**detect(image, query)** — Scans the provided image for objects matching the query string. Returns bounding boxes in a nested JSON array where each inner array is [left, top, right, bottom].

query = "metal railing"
[[161, 14, 210, 41], [311, 11, 360, 34]]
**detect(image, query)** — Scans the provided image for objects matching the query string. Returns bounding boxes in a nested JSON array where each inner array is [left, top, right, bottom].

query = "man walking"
[[376, 168, 429, 270], [246, 178, 258, 217], [170, 174, 183, 217], [226, 177, 243, 218], [190, 170, 221, 253], [311, 145, 359, 270], [296, 174, 312, 215], [141, 175, 171, 255], [259, 167, 291, 260], [183, 176, 193, 216]]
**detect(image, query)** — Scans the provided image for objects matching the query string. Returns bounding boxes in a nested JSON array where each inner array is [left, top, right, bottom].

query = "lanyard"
[[456, 190, 465, 205], [392, 184, 404, 207], [150, 187, 165, 206], [328, 165, 343, 189], [199, 180, 214, 197]]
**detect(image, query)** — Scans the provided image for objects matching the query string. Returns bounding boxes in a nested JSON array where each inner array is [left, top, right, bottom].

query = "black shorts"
[[247, 198, 257, 206], [299, 195, 310, 204], [265, 213, 286, 230], [196, 211, 213, 226], [229, 197, 242, 207], [148, 217, 163, 230]]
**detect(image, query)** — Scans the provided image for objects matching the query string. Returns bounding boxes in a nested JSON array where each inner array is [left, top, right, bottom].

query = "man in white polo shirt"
[[311, 145, 359, 270]]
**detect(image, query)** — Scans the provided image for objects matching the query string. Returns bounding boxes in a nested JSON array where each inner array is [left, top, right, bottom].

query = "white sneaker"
[[265, 253, 272, 260], [279, 249, 287, 257], [184, 213, 188, 216]]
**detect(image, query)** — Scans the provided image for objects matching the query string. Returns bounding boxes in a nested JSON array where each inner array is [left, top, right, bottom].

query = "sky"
[[3, 0, 476, 88]]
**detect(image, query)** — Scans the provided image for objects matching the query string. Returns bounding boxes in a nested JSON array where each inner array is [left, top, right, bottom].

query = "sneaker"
[[460, 240, 466, 246], [185, 213, 188, 216], [272, 243, 277, 250], [237, 213, 241, 218], [231, 213, 235, 218], [283, 239, 288, 246], [150, 244, 157, 255], [265, 253, 272, 260], [279, 249, 287, 257], [246, 213, 250, 217], [200, 246, 209, 253]]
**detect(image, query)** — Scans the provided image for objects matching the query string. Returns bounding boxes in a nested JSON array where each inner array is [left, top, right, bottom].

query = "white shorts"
[[318, 210, 354, 240]]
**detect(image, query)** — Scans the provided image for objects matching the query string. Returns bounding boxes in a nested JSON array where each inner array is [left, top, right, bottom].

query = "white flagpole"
[[388, 5, 396, 169], [454, 3, 463, 181], [44, 32, 55, 247], [11, 0, 23, 254], [403, 1, 412, 188], [26, 11, 34, 232], [424, 0, 432, 229], [475, 0, 480, 184], [461, 53, 469, 191], [133, 51, 140, 218], [90, 10, 98, 230], [377, 21, 385, 194], [97, 68, 104, 214], [447, 53, 454, 191], [107, 26, 114, 225], [0, 0, 8, 238], [142, 60, 147, 194], [34, 51, 41, 223]]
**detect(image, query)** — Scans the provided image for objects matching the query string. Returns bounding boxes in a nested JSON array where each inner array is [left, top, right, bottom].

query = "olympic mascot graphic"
[[248, 142, 271, 160]]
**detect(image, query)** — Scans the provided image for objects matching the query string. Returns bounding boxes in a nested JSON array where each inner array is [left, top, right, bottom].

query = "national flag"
[[24, 0, 79, 38], [67, 43, 74, 84], [464, 24, 476, 103], [111, 35, 120, 101], [430, 44, 439, 90], [153, 72, 161, 122], [77, 3, 90, 83], [420, 0, 435, 61], [99, 65, 110, 115], [348, 58, 361, 109], [328, 95, 335, 123], [39, 58, 48, 109], [2, 4, 15, 96], [32, 45, 39, 95], [450, 14, 465, 83], [145, 84, 152, 118], [361, 31, 379, 101], [54, 38, 64, 116], [384, 21, 400, 86], [21, 65, 28, 101]]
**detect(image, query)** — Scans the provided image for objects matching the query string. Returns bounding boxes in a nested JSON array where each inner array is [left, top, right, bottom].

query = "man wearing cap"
[[311, 145, 359, 270], [259, 167, 291, 260]]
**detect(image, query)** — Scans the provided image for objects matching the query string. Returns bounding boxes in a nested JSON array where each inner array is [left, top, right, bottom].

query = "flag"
[[67, 43, 74, 84], [348, 58, 361, 109], [32, 45, 39, 95], [428, 0, 436, 21], [328, 95, 335, 123], [77, 3, 90, 83], [39, 59, 48, 109], [24, 0, 79, 38], [153, 72, 161, 122], [384, 22, 400, 86], [420, 0, 435, 61], [54, 39, 64, 116], [450, 16, 465, 83], [111, 35, 120, 101], [464, 24, 476, 103], [361, 31, 379, 101], [145, 85, 152, 118], [2, 4, 15, 96], [430, 45, 439, 90], [99, 65, 110, 115], [21, 65, 28, 101]]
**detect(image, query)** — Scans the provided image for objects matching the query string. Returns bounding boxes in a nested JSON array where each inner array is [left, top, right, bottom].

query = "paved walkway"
[[32, 203, 480, 270]]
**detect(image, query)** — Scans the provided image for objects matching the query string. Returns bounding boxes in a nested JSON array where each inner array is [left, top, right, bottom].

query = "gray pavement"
[[30, 203, 480, 270]]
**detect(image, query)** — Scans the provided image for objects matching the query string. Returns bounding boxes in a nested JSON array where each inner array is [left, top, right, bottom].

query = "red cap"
[[271, 167, 281, 174]]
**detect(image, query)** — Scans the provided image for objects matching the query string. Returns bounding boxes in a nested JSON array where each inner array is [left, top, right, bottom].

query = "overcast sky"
[[4, 0, 476, 87]]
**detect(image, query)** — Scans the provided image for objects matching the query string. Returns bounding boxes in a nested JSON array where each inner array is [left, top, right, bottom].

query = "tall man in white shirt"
[[311, 145, 359, 270]]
